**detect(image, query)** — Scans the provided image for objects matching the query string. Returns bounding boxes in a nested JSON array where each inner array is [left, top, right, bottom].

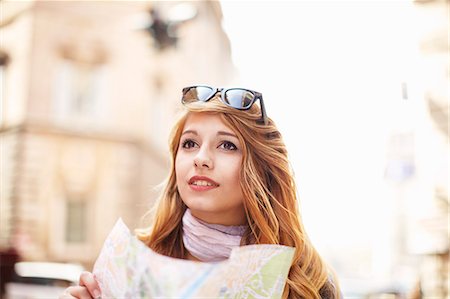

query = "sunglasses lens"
[[224, 89, 255, 109], [183, 86, 215, 103]]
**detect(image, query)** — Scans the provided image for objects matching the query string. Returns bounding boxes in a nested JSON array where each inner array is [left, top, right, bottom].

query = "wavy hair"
[[138, 96, 341, 298]]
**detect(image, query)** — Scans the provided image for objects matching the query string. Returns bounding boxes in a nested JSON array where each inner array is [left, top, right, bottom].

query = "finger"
[[67, 286, 93, 299], [79, 271, 101, 298], [58, 287, 76, 299]]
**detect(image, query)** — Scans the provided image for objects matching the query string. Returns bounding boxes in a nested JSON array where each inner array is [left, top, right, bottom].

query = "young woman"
[[60, 86, 341, 299]]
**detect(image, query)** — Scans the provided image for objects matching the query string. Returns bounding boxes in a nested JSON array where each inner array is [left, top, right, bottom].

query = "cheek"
[[174, 154, 185, 186], [224, 158, 243, 190]]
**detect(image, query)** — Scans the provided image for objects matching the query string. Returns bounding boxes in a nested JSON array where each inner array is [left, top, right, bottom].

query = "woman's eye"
[[181, 139, 197, 149], [219, 141, 237, 151]]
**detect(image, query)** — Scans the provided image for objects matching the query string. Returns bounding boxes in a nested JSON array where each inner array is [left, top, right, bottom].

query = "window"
[[65, 198, 87, 244], [53, 59, 106, 125]]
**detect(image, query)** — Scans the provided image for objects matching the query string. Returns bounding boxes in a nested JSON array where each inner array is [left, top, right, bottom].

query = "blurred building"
[[0, 0, 235, 270], [384, 0, 449, 298], [412, 1, 449, 297]]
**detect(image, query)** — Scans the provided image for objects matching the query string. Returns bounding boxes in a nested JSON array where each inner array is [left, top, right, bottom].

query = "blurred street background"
[[0, 0, 448, 298]]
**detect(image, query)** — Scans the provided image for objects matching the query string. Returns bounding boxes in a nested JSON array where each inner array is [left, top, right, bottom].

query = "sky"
[[219, 0, 424, 286]]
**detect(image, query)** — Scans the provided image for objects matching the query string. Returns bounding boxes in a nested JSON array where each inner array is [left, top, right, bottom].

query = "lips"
[[188, 176, 219, 186], [188, 175, 219, 191]]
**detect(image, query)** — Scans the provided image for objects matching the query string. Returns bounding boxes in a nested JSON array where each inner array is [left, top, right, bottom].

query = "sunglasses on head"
[[181, 85, 268, 125]]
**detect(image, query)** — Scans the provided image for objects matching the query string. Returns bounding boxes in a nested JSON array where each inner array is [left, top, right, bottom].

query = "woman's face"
[[175, 112, 246, 225]]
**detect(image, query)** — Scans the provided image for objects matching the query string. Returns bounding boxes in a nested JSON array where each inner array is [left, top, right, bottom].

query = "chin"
[[184, 201, 218, 213]]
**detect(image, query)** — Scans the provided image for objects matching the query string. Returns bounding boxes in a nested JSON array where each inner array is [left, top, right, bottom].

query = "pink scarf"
[[182, 209, 247, 262]]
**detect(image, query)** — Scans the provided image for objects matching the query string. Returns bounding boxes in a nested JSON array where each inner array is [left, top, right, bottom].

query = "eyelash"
[[181, 139, 197, 149], [219, 141, 238, 151], [181, 139, 238, 151]]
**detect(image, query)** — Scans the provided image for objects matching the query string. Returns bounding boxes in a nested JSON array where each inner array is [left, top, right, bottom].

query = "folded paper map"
[[93, 218, 295, 299]]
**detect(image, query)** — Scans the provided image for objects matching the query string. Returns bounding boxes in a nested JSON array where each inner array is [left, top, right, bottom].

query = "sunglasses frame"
[[182, 85, 268, 125]]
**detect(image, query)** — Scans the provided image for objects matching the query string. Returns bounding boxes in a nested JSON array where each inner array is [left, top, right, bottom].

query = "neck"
[[189, 208, 247, 226]]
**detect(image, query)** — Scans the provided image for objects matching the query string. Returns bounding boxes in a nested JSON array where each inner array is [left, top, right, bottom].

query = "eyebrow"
[[181, 130, 238, 139]]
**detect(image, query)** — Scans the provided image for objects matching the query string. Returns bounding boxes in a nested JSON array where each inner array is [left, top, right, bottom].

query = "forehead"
[[183, 112, 232, 131]]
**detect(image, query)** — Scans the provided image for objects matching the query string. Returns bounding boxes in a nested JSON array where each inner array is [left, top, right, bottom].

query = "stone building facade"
[[0, 0, 235, 268]]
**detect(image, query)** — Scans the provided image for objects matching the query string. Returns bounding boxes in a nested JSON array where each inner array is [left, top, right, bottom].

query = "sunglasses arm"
[[258, 94, 268, 125]]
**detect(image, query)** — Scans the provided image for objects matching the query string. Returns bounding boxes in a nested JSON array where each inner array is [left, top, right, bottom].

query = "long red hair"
[[137, 97, 341, 298]]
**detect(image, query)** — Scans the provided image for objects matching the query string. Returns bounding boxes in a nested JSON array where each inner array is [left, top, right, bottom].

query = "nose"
[[193, 147, 213, 169]]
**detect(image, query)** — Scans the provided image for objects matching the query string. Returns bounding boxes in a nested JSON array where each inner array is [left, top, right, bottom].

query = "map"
[[93, 218, 295, 299]]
